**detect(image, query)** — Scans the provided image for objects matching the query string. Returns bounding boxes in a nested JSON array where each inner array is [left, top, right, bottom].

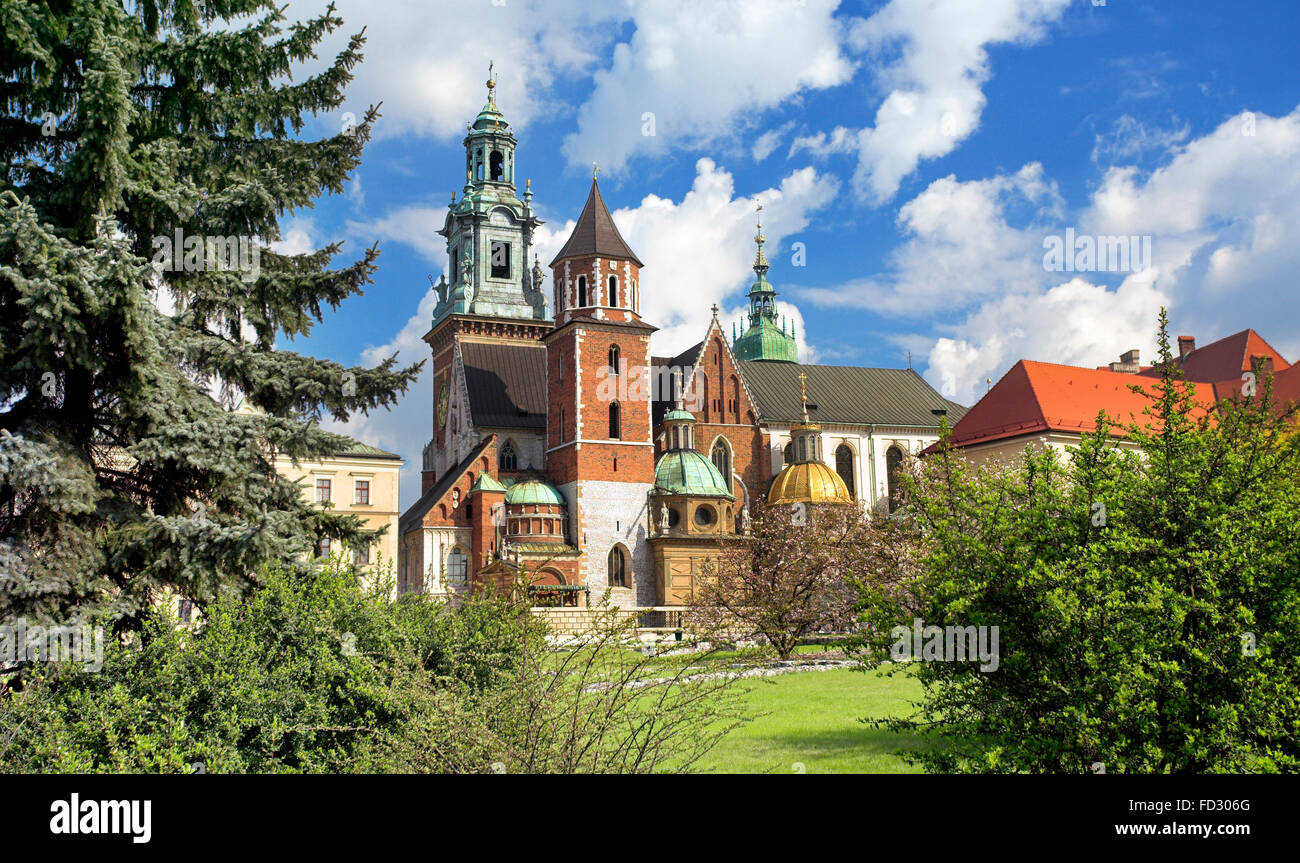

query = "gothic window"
[[446, 547, 468, 587], [609, 401, 621, 439], [608, 344, 620, 374], [490, 241, 510, 279], [783, 442, 794, 466], [608, 546, 627, 588], [499, 440, 517, 471], [608, 275, 618, 306], [631, 279, 637, 311], [577, 275, 588, 306], [489, 150, 504, 181], [835, 444, 855, 501], [886, 446, 904, 513], [711, 439, 731, 490]]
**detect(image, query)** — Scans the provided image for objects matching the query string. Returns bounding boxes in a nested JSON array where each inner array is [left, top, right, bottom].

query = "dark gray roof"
[[461, 341, 547, 429], [651, 341, 703, 426], [549, 180, 644, 267], [399, 436, 494, 535], [738, 362, 967, 427]]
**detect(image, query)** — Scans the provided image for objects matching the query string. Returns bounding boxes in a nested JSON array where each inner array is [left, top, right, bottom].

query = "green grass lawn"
[[693, 667, 927, 774]]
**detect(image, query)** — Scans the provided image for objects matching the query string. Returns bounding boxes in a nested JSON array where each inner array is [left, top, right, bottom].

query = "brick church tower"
[[544, 175, 657, 605], [421, 66, 550, 491]]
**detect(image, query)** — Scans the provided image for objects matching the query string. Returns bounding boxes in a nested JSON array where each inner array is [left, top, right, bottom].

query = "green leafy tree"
[[0, 560, 746, 774], [0, 1, 419, 631], [857, 311, 1300, 773]]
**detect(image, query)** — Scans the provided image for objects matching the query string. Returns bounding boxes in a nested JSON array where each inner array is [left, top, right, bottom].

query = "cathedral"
[[397, 72, 965, 614]]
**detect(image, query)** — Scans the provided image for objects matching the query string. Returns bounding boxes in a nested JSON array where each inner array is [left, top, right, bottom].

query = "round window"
[[694, 505, 716, 527]]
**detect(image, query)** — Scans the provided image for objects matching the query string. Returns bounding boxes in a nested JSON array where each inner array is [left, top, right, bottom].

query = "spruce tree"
[[0, 1, 420, 631]]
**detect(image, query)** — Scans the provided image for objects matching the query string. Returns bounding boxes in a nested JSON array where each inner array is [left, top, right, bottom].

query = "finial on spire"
[[798, 371, 810, 424], [753, 200, 769, 274], [673, 367, 685, 412], [486, 61, 496, 104], [592, 162, 600, 181], [711, 303, 719, 320]]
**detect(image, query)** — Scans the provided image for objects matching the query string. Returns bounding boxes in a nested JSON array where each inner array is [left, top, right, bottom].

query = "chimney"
[[1108, 349, 1141, 374], [1178, 335, 1195, 361]]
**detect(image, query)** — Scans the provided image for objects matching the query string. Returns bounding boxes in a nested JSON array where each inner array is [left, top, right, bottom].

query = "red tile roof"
[[1139, 329, 1291, 382], [943, 360, 1217, 449]]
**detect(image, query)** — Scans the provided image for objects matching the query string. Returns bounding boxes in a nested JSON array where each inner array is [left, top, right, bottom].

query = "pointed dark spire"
[[550, 179, 644, 267]]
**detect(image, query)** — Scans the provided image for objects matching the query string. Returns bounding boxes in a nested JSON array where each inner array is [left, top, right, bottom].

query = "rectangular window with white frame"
[[354, 478, 371, 505]]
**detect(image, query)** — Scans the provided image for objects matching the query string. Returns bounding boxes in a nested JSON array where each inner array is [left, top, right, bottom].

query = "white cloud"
[[1083, 106, 1300, 359], [752, 121, 795, 162], [271, 216, 319, 256], [927, 272, 1169, 405], [561, 0, 852, 173], [867, 106, 1300, 406], [800, 162, 1061, 316], [308, 0, 629, 140], [345, 206, 448, 265], [837, 0, 1070, 203]]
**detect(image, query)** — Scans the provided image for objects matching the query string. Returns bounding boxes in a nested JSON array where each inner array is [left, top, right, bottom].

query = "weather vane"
[[592, 162, 600, 180]]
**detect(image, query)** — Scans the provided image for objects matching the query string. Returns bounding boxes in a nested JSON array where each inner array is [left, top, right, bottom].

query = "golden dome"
[[767, 460, 852, 505]]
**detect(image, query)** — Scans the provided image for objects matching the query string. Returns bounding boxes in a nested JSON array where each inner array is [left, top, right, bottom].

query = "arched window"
[[783, 442, 794, 466], [475, 150, 484, 180], [711, 439, 731, 490], [608, 546, 627, 588], [886, 446, 904, 512], [835, 444, 855, 501], [608, 344, 620, 374], [499, 440, 517, 471], [577, 275, 588, 307], [608, 275, 618, 306], [631, 279, 637, 311], [446, 547, 468, 587], [609, 401, 621, 439], [489, 150, 504, 181]]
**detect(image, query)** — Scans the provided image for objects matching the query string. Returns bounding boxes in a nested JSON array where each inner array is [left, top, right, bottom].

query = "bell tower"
[[544, 173, 656, 605], [732, 204, 798, 363], [421, 64, 552, 493]]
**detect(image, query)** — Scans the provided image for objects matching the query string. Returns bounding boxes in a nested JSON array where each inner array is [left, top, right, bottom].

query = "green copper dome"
[[654, 451, 734, 499], [470, 473, 507, 493], [504, 479, 566, 506], [663, 408, 696, 423], [734, 316, 798, 363]]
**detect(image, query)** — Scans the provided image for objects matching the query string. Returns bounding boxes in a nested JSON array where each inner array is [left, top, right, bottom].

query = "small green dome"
[[663, 408, 696, 423], [504, 479, 566, 506], [654, 451, 734, 499], [470, 473, 507, 493]]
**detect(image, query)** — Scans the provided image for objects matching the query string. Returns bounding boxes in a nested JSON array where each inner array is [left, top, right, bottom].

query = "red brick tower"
[[544, 176, 657, 606]]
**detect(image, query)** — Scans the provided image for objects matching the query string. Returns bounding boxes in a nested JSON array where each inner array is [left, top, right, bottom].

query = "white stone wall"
[[422, 526, 472, 596], [559, 479, 654, 608], [766, 425, 943, 511], [490, 430, 545, 473]]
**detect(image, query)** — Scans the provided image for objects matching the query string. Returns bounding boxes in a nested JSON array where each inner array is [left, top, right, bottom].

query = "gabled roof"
[[1140, 329, 1291, 382], [460, 341, 547, 429], [652, 341, 704, 426], [334, 439, 403, 460], [399, 436, 494, 535], [549, 179, 643, 267], [946, 360, 1216, 449], [739, 362, 966, 428]]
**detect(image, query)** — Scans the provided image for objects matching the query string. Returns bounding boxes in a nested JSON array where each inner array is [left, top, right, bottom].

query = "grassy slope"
[[693, 667, 926, 774]]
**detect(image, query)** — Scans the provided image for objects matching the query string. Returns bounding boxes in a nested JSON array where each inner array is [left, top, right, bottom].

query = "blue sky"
[[274, 0, 1300, 506]]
